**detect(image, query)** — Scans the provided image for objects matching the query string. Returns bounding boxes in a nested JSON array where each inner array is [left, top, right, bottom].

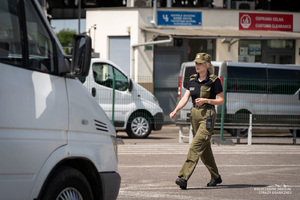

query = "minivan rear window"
[[183, 67, 196, 88], [268, 69, 300, 94]]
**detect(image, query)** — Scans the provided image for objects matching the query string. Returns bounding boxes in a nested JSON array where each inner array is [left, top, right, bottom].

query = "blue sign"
[[157, 11, 202, 26]]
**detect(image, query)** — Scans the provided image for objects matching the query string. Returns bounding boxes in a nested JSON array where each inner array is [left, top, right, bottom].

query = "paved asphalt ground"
[[116, 125, 300, 200]]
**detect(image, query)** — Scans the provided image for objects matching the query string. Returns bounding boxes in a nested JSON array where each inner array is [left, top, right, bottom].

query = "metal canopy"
[[141, 27, 300, 39]]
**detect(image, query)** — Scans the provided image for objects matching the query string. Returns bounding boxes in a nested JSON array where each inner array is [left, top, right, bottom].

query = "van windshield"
[[0, 0, 23, 66], [0, 0, 55, 73]]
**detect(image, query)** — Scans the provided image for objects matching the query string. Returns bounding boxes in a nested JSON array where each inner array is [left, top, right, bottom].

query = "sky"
[[50, 19, 86, 34]]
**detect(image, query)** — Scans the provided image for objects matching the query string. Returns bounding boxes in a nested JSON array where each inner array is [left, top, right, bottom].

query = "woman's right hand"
[[169, 110, 177, 119]]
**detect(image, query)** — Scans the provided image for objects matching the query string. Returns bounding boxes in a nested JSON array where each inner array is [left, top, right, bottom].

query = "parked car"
[[80, 58, 164, 138], [0, 0, 120, 199], [177, 61, 300, 136]]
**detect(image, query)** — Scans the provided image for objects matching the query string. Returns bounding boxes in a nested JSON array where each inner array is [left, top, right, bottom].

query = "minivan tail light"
[[220, 76, 223, 86], [178, 77, 182, 98]]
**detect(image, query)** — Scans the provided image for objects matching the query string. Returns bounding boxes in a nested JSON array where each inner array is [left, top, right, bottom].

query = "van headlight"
[[110, 136, 118, 161]]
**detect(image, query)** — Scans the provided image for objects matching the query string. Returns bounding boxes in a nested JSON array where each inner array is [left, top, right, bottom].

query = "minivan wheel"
[[126, 113, 152, 138], [40, 166, 93, 200], [228, 128, 248, 137]]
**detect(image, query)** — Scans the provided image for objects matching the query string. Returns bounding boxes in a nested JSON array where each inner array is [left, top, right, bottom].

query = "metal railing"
[[82, 75, 300, 135]]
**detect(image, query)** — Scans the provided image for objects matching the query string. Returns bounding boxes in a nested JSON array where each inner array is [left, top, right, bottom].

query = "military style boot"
[[207, 175, 222, 187], [175, 177, 187, 189]]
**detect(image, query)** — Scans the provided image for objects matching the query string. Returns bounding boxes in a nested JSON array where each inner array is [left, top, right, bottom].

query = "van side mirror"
[[70, 34, 92, 77], [128, 79, 133, 92]]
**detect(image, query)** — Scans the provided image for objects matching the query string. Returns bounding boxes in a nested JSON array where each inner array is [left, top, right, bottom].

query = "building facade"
[[86, 6, 300, 117]]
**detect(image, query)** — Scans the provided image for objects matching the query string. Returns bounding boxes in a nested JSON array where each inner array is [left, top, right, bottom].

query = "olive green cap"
[[194, 53, 211, 63]]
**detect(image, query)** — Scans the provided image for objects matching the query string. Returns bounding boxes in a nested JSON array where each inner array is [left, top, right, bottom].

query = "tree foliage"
[[56, 29, 76, 54]]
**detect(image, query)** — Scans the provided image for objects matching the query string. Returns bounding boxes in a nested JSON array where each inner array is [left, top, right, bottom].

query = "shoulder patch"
[[209, 74, 218, 82], [189, 74, 197, 81]]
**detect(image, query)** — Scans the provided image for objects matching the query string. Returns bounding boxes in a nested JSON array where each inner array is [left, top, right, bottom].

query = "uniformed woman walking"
[[170, 52, 224, 189]]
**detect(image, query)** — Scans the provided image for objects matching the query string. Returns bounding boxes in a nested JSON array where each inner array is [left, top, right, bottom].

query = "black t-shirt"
[[187, 73, 223, 105]]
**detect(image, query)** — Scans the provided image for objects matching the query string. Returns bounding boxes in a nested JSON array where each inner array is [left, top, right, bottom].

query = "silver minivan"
[[177, 61, 300, 136]]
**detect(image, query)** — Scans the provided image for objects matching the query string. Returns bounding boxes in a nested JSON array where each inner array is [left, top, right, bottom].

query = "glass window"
[[188, 39, 214, 61], [114, 68, 128, 91], [267, 40, 294, 49], [25, 0, 55, 73], [0, 0, 22, 66], [279, 55, 293, 64], [238, 40, 262, 63], [267, 55, 276, 64], [183, 66, 196, 88], [93, 63, 128, 91], [93, 63, 114, 87], [227, 66, 267, 93], [0, 0, 55, 72], [215, 66, 219, 77], [267, 54, 294, 64], [268, 69, 300, 94]]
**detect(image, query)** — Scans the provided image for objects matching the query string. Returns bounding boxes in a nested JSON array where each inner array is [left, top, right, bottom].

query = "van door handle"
[[91, 87, 96, 97]]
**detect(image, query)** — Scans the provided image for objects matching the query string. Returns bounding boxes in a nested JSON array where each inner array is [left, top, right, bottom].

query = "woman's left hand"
[[195, 98, 206, 106]]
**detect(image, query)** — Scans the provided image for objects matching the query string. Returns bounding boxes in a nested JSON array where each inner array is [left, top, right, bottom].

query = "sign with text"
[[239, 13, 293, 32], [157, 11, 202, 26]]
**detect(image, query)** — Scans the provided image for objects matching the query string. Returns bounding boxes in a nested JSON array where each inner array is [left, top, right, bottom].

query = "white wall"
[[216, 39, 239, 62], [86, 8, 155, 81], [86, 9, 137, 59], [135, 9, 155, 82], [86, 7, 300, 79], [202, 9, 239, 29]]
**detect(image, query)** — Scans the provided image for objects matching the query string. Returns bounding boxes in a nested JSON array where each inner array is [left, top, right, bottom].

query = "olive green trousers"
[[178, 107, 220, 181]]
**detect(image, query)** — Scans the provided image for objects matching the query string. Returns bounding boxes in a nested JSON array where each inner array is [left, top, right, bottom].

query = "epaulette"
[[209, 74, 218, 82], [189, 74, 197, 81]]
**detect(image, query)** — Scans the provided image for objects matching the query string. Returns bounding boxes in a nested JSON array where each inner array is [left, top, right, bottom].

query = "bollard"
[[179, 126, 184, 143], [189, 125, 193, 144], [112, 72, 115, 125], [248, 113, 252, 145], [220, 76, 227, 140], [293, 130, 297, 145]]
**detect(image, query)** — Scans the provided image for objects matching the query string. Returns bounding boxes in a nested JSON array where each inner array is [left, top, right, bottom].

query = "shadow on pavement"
[[187, 184, 269, 190]]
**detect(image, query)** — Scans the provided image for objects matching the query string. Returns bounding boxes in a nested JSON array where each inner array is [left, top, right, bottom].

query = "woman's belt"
[[193, 103, 214, 109]]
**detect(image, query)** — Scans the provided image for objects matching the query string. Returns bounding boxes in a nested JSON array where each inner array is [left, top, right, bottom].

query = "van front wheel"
[[40, 166, 93, 200], [126, 113, 152, 138]]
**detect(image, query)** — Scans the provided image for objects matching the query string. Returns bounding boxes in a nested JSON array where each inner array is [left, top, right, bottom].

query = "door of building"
[[266, 53, 294, 64], [109, 36, 131, 76], [262, 40, 295, 64]]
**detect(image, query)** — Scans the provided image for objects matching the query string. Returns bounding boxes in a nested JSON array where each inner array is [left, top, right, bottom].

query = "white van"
[[0, 0, 120, 199], [177, 61, 300, 136], [81, 58, 164, 138]]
